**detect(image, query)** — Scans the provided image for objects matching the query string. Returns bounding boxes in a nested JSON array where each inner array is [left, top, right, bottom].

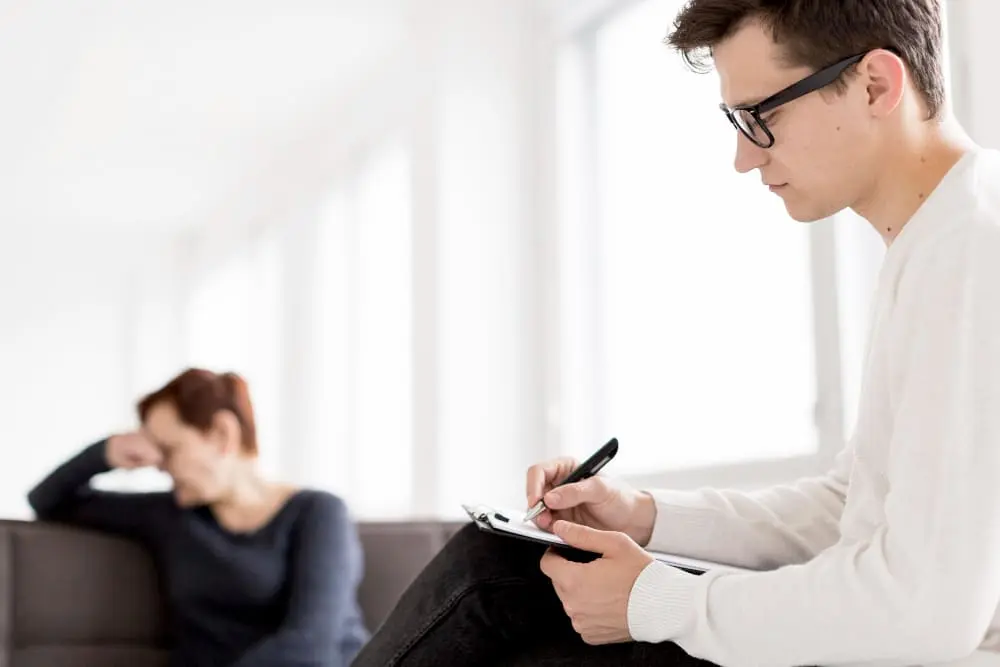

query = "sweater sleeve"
[[27, 440, 174, 545], [626, 231, 1000, 667], [232, 492, 367, 667], [643, 442, 851, 570]]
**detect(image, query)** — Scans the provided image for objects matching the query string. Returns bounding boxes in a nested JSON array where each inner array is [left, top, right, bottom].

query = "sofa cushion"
[[11, 646, 169, 667], [0, 527, 11, 663], [0, 517, 468, 666], [357, 522, 463, 632], [7, 522, 166, 647]]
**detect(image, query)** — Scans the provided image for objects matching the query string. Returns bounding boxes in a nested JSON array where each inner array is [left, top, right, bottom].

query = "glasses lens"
[[733, 109, 770, 147]]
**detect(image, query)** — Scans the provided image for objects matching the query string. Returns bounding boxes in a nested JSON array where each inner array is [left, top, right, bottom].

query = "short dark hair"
[[665, 0, 946, 119]]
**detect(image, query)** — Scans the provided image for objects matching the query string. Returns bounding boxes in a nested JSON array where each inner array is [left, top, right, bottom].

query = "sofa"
[[0, 517, 466, 666]]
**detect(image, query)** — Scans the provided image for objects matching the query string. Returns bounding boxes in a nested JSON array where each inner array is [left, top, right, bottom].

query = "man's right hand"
[[105, 431, 163, 470], [525, 457, 657, 547]]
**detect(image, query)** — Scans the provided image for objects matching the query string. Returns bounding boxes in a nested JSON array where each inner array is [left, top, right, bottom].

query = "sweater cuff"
[[627, 560, 700, 643], [644, 488, 723, 554]]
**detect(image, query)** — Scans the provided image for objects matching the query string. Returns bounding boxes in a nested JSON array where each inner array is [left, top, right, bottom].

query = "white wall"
[[2, 0, 997, 521], [205, 0, 559, 517], [0, 230, 171, 517], [947, 0, 1000, 149]]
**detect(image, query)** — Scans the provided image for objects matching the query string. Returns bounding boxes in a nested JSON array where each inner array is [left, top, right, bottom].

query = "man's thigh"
[[509, 639, 716, 667]]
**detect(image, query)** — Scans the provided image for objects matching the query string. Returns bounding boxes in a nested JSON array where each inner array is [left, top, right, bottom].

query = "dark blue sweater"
[[27, 441, 369, 667]]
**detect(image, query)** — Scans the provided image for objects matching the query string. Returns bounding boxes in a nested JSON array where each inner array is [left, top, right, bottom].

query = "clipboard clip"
[[461, 503, 491, 525], [462, 503, 511, 523]]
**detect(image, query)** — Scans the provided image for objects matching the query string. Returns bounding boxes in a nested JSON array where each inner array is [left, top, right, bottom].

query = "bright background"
[[0, 0, 991, 520]]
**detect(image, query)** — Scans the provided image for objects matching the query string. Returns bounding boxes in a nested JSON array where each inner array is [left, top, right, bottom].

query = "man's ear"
[[210, 410, 243, 456], [861, 49, 906, 118]]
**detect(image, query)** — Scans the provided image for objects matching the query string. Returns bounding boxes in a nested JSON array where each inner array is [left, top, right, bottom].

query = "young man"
[[353, 1, 1000, 665]]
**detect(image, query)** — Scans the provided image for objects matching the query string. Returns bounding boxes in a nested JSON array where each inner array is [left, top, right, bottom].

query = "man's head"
[[666, 0, 946, 222]]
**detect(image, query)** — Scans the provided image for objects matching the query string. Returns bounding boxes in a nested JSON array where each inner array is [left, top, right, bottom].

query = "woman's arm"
[[232, 492, 367, 667], [27, 439, 174, 544]]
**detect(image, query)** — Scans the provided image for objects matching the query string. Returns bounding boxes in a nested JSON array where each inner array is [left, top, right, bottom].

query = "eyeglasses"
[[720, 52, 867, 149]]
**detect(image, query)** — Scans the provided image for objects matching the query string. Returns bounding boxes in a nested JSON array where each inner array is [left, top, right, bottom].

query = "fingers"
[[129, 435, 164, 468], [124, 449, 162, 469], [543, 476, 608, 511], [526, 457, 578, 507], [539, 549, 580, 609], [539, 547, 575, 583], [552, 520, 624, 555], [538, 548, 559, 579], [534, 510, 554, 531], [138, 440, 164, 465], [144, 448, 165, 467]]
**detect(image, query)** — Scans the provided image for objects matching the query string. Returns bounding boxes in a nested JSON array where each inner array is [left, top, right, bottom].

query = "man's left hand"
[[539, 520, 655, 645]]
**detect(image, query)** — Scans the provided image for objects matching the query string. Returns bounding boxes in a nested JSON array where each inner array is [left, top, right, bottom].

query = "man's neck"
[[852, 118, 976, 246]]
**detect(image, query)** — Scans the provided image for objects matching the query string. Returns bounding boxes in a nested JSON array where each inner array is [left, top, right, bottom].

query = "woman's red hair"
[[137, 368, 258, 455]]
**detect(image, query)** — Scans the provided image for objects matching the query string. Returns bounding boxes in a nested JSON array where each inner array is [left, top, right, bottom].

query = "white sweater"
[[627, 146, 1000, 667]]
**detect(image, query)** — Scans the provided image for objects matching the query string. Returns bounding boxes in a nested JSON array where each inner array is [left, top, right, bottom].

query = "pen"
[[524, 437, 619, 522]]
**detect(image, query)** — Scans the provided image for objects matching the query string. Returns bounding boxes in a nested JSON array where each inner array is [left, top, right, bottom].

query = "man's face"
[[713, 21, 876, 222]]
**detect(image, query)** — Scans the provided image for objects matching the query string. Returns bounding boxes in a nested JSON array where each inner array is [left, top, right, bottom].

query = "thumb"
[[544, 476, 606, 510], [552, 520, 620, 555]]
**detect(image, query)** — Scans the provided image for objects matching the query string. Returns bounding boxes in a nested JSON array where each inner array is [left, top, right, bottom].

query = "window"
[[315, 144, 414, 518], [435, 82, 534, 515], [354, 145, 414, 517], [184, 229, 283, 476], [312, 189, 352, 496], [558, 0, 823, 476]]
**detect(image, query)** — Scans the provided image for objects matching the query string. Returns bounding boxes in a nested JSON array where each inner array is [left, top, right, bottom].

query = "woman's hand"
[[106, 431, 163, 470]]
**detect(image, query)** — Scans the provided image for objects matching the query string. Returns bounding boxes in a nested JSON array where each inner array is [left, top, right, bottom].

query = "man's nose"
[[734, 132, 769, 174]]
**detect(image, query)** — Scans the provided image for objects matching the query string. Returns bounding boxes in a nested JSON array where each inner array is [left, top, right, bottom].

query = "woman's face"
[[143, 401, 239, 507]]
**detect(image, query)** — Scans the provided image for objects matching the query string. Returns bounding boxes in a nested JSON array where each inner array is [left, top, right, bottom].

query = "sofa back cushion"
[[0, 520, 169, 667], [0, 518, 466, 666]]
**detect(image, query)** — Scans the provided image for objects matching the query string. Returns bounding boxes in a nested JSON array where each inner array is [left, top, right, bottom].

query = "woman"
[[28, 368, 369, 667]]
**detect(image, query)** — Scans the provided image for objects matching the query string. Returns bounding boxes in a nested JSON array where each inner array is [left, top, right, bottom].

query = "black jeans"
[[352, 523, 717, 667]]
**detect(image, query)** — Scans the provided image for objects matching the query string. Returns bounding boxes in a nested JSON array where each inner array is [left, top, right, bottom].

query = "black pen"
[[524, 437, 619, 522]]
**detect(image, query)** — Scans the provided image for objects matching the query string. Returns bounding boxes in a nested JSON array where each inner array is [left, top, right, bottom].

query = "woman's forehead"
[[142, 403, 187, 444]]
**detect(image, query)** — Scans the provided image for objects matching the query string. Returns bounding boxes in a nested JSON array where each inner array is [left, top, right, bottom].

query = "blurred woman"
[[28, 368, 369, 667]]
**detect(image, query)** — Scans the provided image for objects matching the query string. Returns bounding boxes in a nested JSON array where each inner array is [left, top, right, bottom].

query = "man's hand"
[[539, 520, 655, 645], [526, 458, 657, 545]]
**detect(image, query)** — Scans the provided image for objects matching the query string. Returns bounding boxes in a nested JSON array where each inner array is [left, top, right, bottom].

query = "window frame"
[[553, 0, 848, 492]]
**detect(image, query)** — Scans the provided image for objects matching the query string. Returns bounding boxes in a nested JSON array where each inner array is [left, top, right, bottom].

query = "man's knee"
[[438, 521, 548, 578], [438, 522, 507, 569], [450, 521, 489, 547]]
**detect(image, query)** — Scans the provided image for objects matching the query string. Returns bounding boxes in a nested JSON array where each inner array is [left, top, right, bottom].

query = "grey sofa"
[[0, 518, 466, 666]]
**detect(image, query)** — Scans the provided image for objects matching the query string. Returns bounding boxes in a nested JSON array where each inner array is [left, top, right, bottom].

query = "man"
[[353, 1, 1000, 665]]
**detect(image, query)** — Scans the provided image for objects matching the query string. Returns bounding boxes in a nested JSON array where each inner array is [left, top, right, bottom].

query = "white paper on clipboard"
[[462, 503, 751, 575]]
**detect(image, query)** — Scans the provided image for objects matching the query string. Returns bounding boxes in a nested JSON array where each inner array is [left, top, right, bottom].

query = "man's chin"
[[783, 201, 830, 223], [788, 211, 823, 223], [779, 193, 846, 223]]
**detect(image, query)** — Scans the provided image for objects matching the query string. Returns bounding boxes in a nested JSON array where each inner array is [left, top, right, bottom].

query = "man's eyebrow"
[[727, 94, 766, 109]]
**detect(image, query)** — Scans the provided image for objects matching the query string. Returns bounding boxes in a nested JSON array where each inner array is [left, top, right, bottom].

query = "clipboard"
[[462, 503, 750, 576]]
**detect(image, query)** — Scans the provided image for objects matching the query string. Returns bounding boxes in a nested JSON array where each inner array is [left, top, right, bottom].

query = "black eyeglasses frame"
[[720, 52, 868, 148]]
